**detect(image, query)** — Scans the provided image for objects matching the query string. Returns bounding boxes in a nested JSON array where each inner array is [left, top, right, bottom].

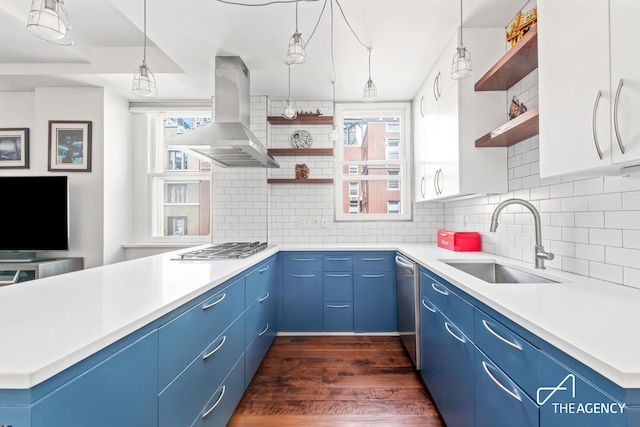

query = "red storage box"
[[437, 230, 481, 252]]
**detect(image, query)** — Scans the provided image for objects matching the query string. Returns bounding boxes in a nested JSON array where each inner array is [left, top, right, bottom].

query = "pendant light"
[[283, 64, 297, 120], [287, 0, 306, 64], [451, 0, 472, 80], [328, 81, 339, 141], [27, 0, 72, 46], [132, 0, 157, 98], [362, 48, 377, 102]]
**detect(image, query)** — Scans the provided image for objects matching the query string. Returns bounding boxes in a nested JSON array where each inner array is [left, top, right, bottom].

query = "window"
[[334, 102, 411, 221], [148, 114, 212, 239]]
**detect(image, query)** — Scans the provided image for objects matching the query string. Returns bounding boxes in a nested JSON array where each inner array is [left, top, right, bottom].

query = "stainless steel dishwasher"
[[396, 254, 420, 369]]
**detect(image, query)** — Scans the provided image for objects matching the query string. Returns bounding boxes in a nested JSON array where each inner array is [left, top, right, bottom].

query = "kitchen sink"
[[441, 260, 559, 284]]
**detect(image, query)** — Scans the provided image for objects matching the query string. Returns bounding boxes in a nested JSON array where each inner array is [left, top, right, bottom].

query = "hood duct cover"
[[167, 56, 279, 168]]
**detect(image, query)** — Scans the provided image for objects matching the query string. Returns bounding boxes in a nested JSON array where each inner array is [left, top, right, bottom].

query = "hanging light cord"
[[459, 0, 464, 46], [334, 0, 371, 50], [304, 0, 328, 49], [215, 0, 319, 6], [142, 0, 148, 66], [367, 48, 373, 80], [287, 64, 292, 99]]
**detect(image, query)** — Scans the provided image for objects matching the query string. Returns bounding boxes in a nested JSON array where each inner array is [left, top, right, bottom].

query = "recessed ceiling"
[[0, 0, 528, 101]]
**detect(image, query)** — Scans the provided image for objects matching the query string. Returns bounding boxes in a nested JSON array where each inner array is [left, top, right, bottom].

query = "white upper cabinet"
[[412, 28, 507, 203], [539, 0, 640, 178]]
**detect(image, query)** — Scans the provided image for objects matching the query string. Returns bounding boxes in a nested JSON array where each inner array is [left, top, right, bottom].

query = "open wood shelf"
[[267, 116, 333, 125], [267, 178, 334, 184], [475, 25, 538, 91], [475, 106, 539, 147], [268, 148, 333, 156]]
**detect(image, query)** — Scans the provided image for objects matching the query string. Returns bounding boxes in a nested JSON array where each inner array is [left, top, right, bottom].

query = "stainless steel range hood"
[[167, 56, 279, 168]]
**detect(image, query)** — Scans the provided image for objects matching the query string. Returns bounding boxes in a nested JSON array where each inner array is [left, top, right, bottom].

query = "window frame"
[[334, 102, 412, 221]]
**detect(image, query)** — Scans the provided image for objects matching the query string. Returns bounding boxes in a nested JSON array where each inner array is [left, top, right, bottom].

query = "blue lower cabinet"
[[190, 354, 246, 427], [31, 331, 159, 427], [419, 296, 442, 409], [245, 285, 277, 388], [354, 272, 395, 332], [282, 272, 323, 332], [159, 314, 245, 427], [475, 350, 539, 427], [324, 302, 354, 332]]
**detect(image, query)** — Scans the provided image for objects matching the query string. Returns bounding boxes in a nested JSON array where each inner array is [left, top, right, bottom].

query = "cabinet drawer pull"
[[420, 95, 425, 117], [361, 258, 384, 261], [202, 385, 226, 419], [291, 274, 315, 278], [613, 78, 626, 155], [326, 274, 350, 278], [362, 274, 384, 278], [258, 265, 270, 273], [258, 292, 270, 303], [420, 176, 426, 198], [326, 257, 350, 261], [202, 293, 226, 310], [203, 336, 226, 360], [291, 258, 316, 262], [444, 321, 466, 344], [482, 319, 522, 351], [259, 323, 270, 337], [326, 304, 351, 308], [421, 298, 436, 313], [592, 90, 604, 160], [431, 282, 449, 296], [482, 361, 522, 403]]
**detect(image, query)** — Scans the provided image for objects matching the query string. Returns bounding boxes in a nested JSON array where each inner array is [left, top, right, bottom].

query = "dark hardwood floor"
[[228, 336, 445, 427]]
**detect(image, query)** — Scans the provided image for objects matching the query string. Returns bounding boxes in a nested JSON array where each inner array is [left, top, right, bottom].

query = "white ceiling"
[[0, 0, 528, 102]]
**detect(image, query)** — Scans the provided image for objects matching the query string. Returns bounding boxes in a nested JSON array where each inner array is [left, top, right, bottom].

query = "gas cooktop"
[[176, 242, 269, 260]]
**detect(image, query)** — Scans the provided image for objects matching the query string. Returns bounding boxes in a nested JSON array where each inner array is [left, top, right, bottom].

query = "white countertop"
[[1, 243, 639, 391]]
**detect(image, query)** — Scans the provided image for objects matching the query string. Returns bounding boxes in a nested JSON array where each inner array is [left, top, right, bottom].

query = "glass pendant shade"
[[132, 63, 158, 98], [362, 79, 377, 102], [451, 45, 472, 80], [287, 32, 306, 64], [27, 0, 72, 45], [328, 125, 339, 142], [283, 98, 297, 120]]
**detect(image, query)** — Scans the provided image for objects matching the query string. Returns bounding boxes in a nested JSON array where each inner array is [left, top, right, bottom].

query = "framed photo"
[[0, 128, 29, 169], [48, 121, 92, 172]]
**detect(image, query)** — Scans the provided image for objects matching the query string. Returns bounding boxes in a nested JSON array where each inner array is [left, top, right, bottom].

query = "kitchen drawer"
[[323, 255, 353, 272], [159, 314, 245, 427], [245, 256, 276, 306], [283, 253, 322, 272], [475, 309, 539, 399], [323, 272, 353, 301], [353, 252, 395, 272], [282, 272, 323, 331], [354, 272, 395, 332], [324, 302, 354, 332], [158, 278, 245, 391], [245, 284, 276, 350], [190, 353, 246, 427], [245, 302, 277, 388], [420, 269, 474, 340]]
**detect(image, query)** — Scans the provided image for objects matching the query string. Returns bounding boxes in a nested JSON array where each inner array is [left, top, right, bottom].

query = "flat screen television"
[[0, 176, 69, 253]]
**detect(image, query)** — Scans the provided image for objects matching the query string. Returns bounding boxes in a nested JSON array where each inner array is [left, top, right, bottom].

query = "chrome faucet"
[[490, 198, 554, 269]]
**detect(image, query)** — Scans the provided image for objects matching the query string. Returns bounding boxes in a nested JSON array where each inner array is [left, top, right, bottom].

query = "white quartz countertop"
[[1, 243, 639, 391]]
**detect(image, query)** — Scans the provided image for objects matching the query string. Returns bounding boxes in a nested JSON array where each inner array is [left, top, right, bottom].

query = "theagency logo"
[[537, 374, 626, 415]]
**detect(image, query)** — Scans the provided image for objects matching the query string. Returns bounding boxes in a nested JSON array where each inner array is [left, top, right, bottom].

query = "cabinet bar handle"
[[326, 304, 351, 308], [258, 265, 270, 273], [420, 96, 426, 117], [291, 274, 315, 278], [362, 274, 384, 278], [259, 292, 270, 303], [420, 176, 426, 198], [592, 90, 604, 160], [259, 323, 270, 336], [482, 320, 522, 351], [421, 298, 436, 313], [444, 321, 466, 344], [326, 274, 350, 277], [436, 72, 442, 98], [433, 169, 439, 195], [202, 385, 226, 419], [202, 293, 226, 310], [327, 257, 350, 261], [433, 74, 439, 101], [203, 336, 226, 360], [291, 258, 315, 261], [482, 361, 522, 402], [614, 79, 626, 155], [431, 282, 449, 296], [361, 258, 384, 261]]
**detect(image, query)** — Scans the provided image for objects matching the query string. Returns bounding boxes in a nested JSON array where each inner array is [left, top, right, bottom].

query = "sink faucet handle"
[[535, 245, 554, 261]]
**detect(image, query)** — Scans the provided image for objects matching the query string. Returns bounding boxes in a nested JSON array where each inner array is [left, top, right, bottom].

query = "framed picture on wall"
[[0, 128, 29, 169], [48, 121, 92, 172]]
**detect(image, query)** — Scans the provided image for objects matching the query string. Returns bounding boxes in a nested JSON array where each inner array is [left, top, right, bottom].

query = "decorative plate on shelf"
[[290, 130, 313, 148]]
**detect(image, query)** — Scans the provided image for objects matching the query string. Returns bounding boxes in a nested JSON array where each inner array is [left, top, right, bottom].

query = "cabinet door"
[[434, 82, 460, 198], [437, 311, 475, 427], [419, 296, 442, 409], [354, 272, 395, 332], [423, 68, 441, 201], [323, 302, 354, 332], [538, 0, 611, 178], [610, 0, 640, 165], [413, 88, 428, 203], [475, 350, 539, 427], [282, 272, 323, 331]]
